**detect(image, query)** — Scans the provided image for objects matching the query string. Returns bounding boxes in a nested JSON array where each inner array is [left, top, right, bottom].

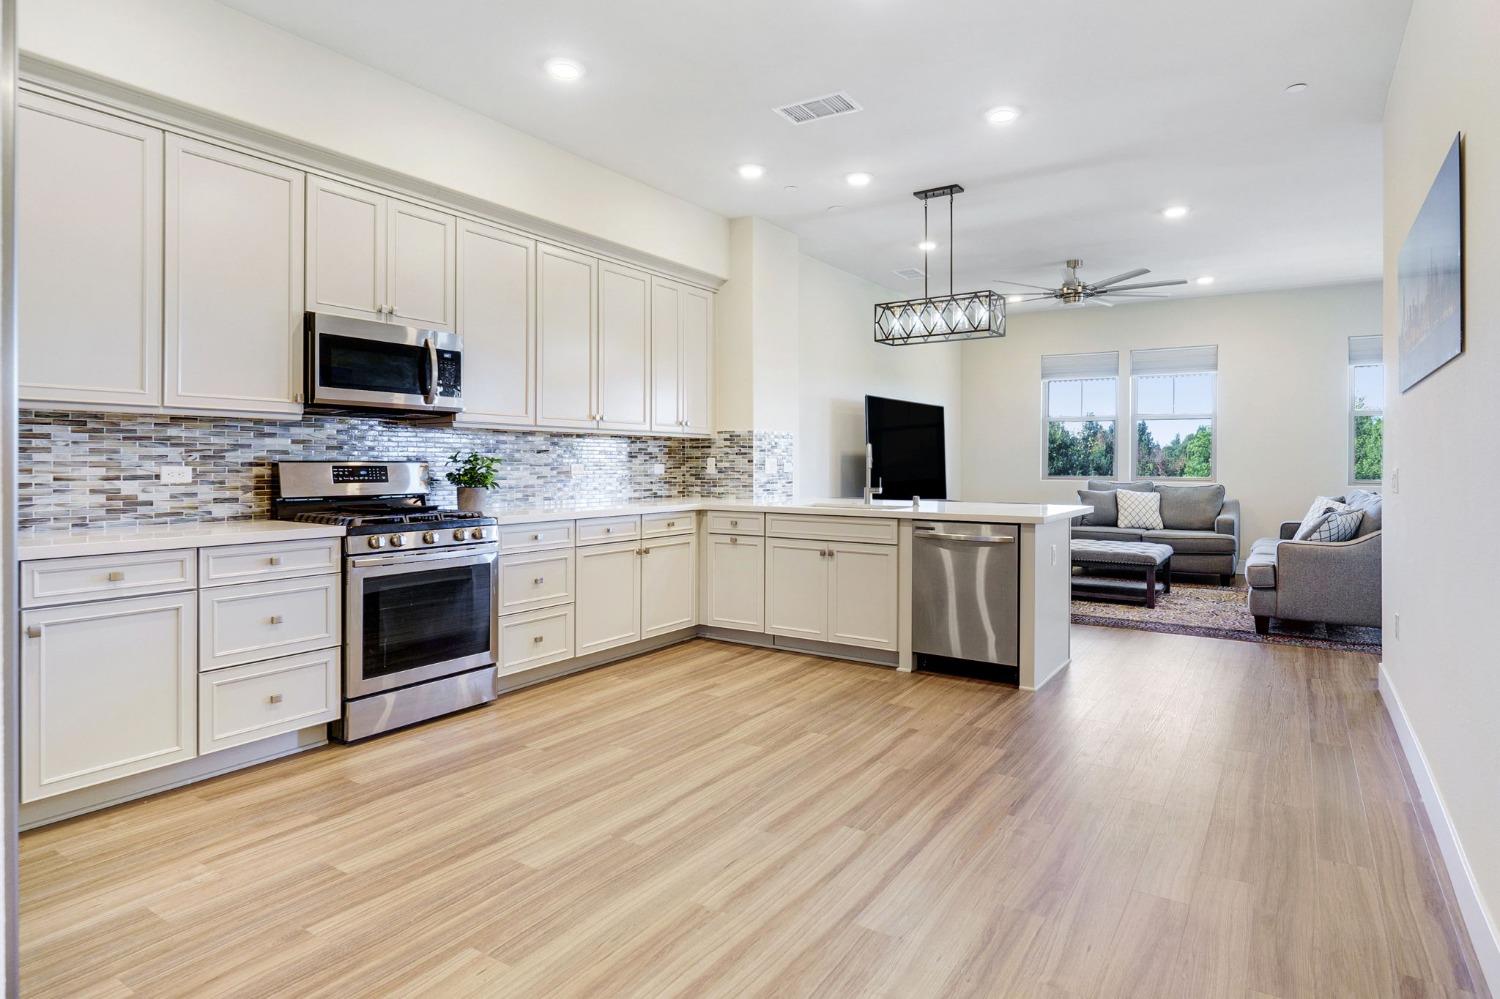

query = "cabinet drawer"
[[198, 538, 340, 587], [199, 648, 341, 754], [706, 511, 764, 535], [765, 514, 898, 545], [21, 549, 196, 608], [499, 548, 575, 614], [498, 520, 574, 553], [199, 575, 341, 671], [576, 515, 640, 546], [499, 604, 574, 676], [642, 511, 695, 538]]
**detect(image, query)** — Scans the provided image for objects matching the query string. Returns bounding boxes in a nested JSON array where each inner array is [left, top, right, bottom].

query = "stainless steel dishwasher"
[[912, 520, 1020, 668]]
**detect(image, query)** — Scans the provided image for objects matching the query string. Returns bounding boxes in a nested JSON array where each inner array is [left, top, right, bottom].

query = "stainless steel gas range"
[[274, 461, 498, 742]]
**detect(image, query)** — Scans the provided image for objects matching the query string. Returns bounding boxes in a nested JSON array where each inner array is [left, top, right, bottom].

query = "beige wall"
[[959, 283, 1381, 557], [1382, 0, 1500, 983], [797, 256, 963, 497], [19, 0, 729, 278]]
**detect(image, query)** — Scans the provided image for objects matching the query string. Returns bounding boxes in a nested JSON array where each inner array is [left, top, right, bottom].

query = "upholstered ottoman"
[[1070, 539, 1174, 608]]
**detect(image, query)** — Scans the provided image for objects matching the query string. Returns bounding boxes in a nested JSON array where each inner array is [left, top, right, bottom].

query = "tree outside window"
[[1045, 376, 1117, 477], [1133, 372, 1215, 478], [1351, 361, 1384, 482]]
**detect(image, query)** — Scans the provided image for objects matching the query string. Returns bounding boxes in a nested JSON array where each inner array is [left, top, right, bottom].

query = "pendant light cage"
[[873, 183, 1005, 345]]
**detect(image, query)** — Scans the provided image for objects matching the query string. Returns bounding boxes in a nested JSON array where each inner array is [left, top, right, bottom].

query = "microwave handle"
[[423, 336, 439, 406]]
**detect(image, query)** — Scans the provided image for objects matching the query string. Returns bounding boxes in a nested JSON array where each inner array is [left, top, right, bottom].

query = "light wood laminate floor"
[[21, 629, 1490, 998]]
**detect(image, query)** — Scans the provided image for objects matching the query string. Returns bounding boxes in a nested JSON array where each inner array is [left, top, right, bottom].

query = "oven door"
[[346, 546, 497, 698], [307, 313, 463, 413]]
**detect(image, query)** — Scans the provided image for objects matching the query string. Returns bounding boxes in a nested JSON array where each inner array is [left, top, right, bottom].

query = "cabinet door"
[[21, 592, 197, 802], [765, 538, 829, 642], [650, 278, 683, 433], [574, 539, 641, 656], [388, 198, 456, 331], [828, 542, 900, 651], [17, 93, 163, 407], [596, 261, 651, 431], [165, 136, 304, 414], [641, 534, 696, 639], [681, 285, 714, 435], [306, 175, 386, 321], [457, 221, 535, 426], [703, 534, 764, 632], [536, 242, 598, 428]]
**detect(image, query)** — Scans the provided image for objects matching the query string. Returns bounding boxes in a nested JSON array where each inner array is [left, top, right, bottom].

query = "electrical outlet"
[[650, 462, 665, 477], [569, 463, 586, 478], [1050, 544, 1057, 567], [706, 457, 718, 475], [1391, 468, 1399, 494], [765, 456, 778, 476], [159, 465, 192, 485]]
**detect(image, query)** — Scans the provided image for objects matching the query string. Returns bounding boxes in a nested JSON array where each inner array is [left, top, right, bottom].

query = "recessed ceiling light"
[[845, 172, 873, 188], [917, 240, 937, 252], [737, 163, 765, 180], [1196, 275, 1215, 285], [826, 205, 844, 213], [1161, 205, 1190, 220], [544, 57, 585, 82], [1007, 295, 1025, 304], [1284, 82, 1309, 94], [985, 106, 1022, 125]]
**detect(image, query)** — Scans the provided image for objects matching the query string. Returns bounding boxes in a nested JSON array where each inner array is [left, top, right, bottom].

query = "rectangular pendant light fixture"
[[874, 184, 1006, 345]]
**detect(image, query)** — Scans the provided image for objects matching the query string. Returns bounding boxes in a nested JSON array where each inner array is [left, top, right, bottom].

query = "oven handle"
[[423, 336, 439, 406], [350, 545, 496, 570]]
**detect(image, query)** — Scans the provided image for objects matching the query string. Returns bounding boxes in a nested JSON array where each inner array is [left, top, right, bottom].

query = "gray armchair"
[[1244, 494, 1382, 633]]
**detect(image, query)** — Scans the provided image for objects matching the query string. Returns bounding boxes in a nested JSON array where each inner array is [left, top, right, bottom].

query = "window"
[[1349, 335, 1384, 483], [1042, 352, 1118, 477], [1131, 345, 1217, 479]]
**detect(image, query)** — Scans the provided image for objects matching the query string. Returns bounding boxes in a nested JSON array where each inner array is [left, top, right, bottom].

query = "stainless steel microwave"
[[304, 312, 463, 414]]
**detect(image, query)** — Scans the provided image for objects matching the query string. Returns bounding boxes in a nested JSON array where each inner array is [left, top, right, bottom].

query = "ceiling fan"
[[993, 259, 1186, 308]]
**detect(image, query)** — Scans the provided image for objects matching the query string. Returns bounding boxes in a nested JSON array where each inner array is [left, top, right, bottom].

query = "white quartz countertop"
[[17, 520, 346, 561], [485, 497, 1091, 526]]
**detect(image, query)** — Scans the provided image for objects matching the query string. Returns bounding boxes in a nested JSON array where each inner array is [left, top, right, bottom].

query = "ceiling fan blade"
[[1106, 292, 1170, 298], [1088, 268, 1149, 289], [1083, 297, 1114, 307], [1098, 279, 1188, 292], [991, 279, 1058, 291]]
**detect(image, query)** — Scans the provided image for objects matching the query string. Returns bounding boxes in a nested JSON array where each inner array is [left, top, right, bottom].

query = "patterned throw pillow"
[[1116, 488, 1164, 530], [1304, 509, 1364, 543], [1293, 495, 1354, 540]]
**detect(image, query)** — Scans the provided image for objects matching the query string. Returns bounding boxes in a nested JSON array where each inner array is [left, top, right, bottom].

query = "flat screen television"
[[864, 395, 947, 500]]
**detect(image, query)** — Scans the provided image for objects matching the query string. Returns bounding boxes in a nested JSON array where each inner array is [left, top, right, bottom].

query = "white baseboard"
[[1378, 662, 1499, 995]]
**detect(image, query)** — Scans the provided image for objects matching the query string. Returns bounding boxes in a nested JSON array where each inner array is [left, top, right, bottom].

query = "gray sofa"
[[1071, 479, 1240, 583], [1244, 491, 1382, 633]]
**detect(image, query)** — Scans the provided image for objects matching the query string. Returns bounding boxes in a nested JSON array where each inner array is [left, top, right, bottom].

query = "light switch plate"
[[570, 463, 586, 478], [650, 462, 665, 477], [160, 465, 192, 485], [706, 457, 718, 475], [765, 456, 778, 476]]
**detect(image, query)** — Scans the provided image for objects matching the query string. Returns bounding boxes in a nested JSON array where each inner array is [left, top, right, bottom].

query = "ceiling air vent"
[[893, 267, 926, 281], [774, 91, 862, 125]]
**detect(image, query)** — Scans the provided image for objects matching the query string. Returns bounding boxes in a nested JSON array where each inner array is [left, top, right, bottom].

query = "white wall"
[[960, 283, 1381, 557], [797, 255, 963, 498], [19, 0, 729, 278], [1382, 0, 1500, 985]]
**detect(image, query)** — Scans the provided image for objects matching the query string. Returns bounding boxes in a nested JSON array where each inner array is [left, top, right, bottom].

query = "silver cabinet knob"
[[107, 570, 126, 582], [729, 520, 738, 527], [530, 533, 541, 541], [532, 635, 545, 644], [25, 625, 42, 639], [667, 521, 676, 528], [604, 527, 612, 534], [729, 536, 739, 545], [268, 556, 283, 566], [268, 615, 284, 625], [532, 577, 544, 585], [268, 693, 283, 704]]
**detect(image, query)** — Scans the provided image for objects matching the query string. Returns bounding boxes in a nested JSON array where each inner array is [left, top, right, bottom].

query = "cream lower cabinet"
[[766, 538, 899, 651], [21, 591, 197, 802], [640, 533, 697, 639], [573, 518, 696, 658], [702, 533, 764, 632], [575, 538, 643, 656]]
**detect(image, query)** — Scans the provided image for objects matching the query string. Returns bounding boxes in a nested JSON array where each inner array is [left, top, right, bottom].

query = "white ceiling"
[[220, 0, 1410, 304]]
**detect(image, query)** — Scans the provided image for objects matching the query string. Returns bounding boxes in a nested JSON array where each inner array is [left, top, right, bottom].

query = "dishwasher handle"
[[915, 529, 1015, 544]]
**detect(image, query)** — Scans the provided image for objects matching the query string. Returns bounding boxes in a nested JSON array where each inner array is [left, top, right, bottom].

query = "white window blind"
[[1348, 335, 1382, 365], [1041, 351, 1118, 381], [1130, 344, 1218, 376]]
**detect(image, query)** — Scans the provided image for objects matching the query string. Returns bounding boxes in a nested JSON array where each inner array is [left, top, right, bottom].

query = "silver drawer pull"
[[533, 577, 545, 585], [268, 615, 284, 625], [667, 521, 676, 528], [268, 693, 283, 704], [604, 527, 612, 533], [26, 626, 42, 639], [268, 556, 283, 566], [730, 536, 739, 545], [729, 520, 739, 527], [532, 635, 545, 644], [107, 571, 126, 582], [531, 533, 541, 541]]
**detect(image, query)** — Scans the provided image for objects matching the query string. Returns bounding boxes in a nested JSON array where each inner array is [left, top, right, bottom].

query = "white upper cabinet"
[[307, 177, 455, 331], [536, 242, 598, 429], [650, 278, 683, 433], [388, 198, 456, 330], [681, 284, 714, 435], [306, 176, 385, 321], [456, 221, 535, 426], [596, 261, 651, 432], [17, 93, 163, 407], [165, 136, 304, 414]]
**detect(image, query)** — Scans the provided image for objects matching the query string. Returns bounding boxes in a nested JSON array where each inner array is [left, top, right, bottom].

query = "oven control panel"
[[345, 524, 497, 556]]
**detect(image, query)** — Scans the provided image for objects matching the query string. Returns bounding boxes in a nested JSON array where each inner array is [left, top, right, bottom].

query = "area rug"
[[1071, 580, 1383, 653]]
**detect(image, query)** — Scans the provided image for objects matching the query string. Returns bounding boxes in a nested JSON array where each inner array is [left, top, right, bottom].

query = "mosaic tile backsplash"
[[18, 410, 796, 532]]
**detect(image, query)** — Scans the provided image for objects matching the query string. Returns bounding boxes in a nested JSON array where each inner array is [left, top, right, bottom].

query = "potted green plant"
[[445, 451, 502, 511]]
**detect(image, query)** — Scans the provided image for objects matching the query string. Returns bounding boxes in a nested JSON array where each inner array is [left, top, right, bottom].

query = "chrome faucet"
[[863, 443, 882, 504]]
